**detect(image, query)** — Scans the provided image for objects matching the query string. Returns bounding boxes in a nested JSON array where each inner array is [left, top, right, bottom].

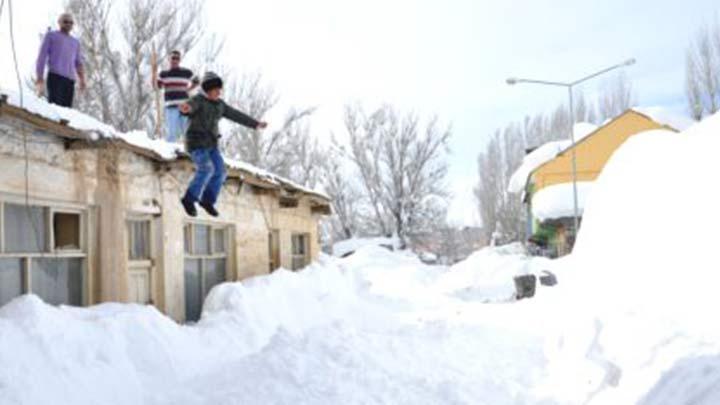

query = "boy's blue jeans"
[[185, 147, 226, 205], [165, 106, 187, 143]]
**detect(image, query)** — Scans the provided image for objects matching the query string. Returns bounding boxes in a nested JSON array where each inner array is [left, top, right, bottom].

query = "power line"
[[8, 0, 46, 255]]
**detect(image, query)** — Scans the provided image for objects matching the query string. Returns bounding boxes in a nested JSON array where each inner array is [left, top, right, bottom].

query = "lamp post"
[[507, 58, 636, 242]]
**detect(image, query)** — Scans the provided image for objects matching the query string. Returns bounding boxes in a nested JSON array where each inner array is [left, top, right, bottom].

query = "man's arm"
[[189, 73, 199, 91], [35, 32, 51, 87], [222, 102, 266, 129]]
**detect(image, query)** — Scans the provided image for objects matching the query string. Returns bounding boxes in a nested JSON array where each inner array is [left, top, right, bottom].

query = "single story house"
[[0, 91, 331, 322]]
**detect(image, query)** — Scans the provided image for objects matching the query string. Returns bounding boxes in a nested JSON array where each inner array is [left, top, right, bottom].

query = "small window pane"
[[54, 212, 81, 250], [0, 259, 23, 307], [184, 259, 202, 322], [184, 224, 192, 254], [4, 204, 47, 253], [204, 258, 226, 297], [213, 229, 225, 253], [292, 234, 306, 255], [128, 221, 150, 260], [269, 231, 280, 272], [31, 258, 83, 306], [194, 225, 210, 255]]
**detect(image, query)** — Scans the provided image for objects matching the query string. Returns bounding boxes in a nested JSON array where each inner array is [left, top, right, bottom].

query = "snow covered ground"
[[3, 110, 720, 404], [0, 246, 558, 405]]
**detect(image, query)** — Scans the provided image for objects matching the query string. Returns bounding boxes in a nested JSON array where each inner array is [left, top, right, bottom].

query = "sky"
[[1, 0, 718, 227]]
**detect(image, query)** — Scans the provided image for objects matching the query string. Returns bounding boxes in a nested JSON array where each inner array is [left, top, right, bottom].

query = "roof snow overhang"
[[0, 95, 332, 210]]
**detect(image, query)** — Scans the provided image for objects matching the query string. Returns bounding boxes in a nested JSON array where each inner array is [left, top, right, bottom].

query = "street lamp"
[[507, 58, 636, 242]]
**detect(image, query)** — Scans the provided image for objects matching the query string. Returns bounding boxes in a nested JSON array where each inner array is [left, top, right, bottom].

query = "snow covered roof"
[[0, 90, 330, 202], [508, 108, 696, 196], [631, 106, 695, 132], [507, 123, 598, 193], [531, 181, 594, 222]]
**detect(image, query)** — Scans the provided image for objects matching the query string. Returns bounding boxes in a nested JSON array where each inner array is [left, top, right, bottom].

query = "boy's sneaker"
[[199, 201, 219, 217], [181, 194, 197, 217]]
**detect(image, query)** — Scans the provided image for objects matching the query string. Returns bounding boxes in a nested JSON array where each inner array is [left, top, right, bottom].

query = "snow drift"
[[542, 112, 720, 404]]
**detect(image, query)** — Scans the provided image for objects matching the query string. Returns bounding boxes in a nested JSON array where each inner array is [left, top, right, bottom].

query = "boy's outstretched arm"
[[223, 102, 268, 129], [179, 96, 201, 116]]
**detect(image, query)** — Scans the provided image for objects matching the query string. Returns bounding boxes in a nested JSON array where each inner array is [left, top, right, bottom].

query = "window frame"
[[183, 221, 232, 320], [290, 233, 310, 271], [268, 229, 280, 273], [126, 215, 156, 305], [0, 197, 88, 306]]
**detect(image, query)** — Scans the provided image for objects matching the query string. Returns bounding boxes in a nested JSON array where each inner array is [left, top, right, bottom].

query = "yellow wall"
[[530, 111, 673, 192]]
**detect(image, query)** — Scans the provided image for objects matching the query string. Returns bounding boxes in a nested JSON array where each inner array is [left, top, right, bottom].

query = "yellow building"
[[522, 108, 692, 256]]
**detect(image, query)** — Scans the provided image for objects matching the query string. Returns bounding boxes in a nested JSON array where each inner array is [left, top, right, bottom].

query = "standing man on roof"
[[35, 13, 86, 108], [152, 50, 199, 143]]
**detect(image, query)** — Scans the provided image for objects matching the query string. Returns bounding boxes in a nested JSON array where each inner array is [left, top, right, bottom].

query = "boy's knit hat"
[[201, 71, 223, 93]]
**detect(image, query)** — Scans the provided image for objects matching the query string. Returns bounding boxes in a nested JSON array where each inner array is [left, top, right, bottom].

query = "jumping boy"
[[179, 72, 267, 217]]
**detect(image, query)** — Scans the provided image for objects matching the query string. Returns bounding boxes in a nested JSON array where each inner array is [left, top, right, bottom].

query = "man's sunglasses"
[[171, 56, 181, 61], [62, 20, 74, 25]]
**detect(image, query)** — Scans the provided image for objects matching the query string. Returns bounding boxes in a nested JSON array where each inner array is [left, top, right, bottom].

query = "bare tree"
[[598, 73, 636, 121], [685, 19, 720, 120], [65, 0, 206, 131], [343, 104, 451, 247], [219, 72, 317, 183], [474, 126, 526, 243], [322, 143, 363, 240]]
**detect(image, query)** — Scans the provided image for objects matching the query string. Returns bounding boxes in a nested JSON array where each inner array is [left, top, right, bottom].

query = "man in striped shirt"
[[152, 50, 199, 142]]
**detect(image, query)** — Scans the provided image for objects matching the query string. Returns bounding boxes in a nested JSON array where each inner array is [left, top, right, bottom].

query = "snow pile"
[[540, 112, 720, 404], [0, 246, 556, 404], [437, 242, 554, 302], [632, 106, 695, 132], [508, 122, 598, 193], [531, 181, 594, 221], [332, 236, 399, 257]]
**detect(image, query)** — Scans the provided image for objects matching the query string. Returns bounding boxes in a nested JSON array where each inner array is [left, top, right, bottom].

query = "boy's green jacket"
[[182, 94, 260, 151]]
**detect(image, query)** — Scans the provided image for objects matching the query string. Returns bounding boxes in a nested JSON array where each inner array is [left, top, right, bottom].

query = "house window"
[[128, 220, 151, 260], [183, 222, 230, 322], [0, 201, 85, 307], [53, 212, 81, 251], [127, 218, 153, 305], [291, 233, 309, 271], [268, 230, 280, 273]]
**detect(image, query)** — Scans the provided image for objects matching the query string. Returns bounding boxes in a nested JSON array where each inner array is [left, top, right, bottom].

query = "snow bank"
[[332, 236, 399, 257], [531, 181, 594, 221], [540, 112, 720, 404], [0, 246, 555, 404], [632, 106, 695, 132], [438, 242, 555, 302], [508, 122, 598, 193]]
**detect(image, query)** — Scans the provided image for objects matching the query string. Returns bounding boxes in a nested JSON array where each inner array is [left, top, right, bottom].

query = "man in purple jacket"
[[35, 13, 86, 107]]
